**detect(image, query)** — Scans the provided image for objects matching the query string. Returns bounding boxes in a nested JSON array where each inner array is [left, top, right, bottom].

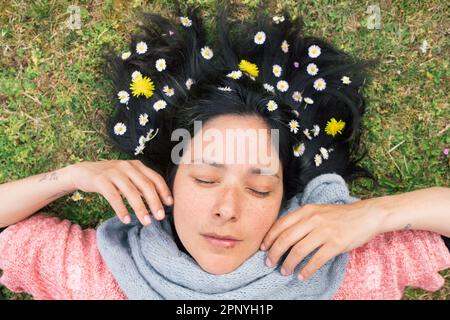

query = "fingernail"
[[166, 196, 173, 205], [260, 243, 266, 251], [157, 209, 165, 219], [123, 215, 131, 224], [280, 267, 288, 276], [298, 274, 304, 281], [144, 215, 152, 225], [265, 257, 274, 268]]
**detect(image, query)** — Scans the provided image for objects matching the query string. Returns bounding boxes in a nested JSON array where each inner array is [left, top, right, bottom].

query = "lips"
[[202, 233, 242, 249]]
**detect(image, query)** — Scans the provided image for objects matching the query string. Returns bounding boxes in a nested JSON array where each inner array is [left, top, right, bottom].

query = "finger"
[[96, 178, 131, 224], [298, 243, 337, 280], [130, 160, 173, 206], [126, 168, 165, 221], [110, 173, 152, 226], [261, 204, 316, 251], [265, 219, 315, 268], [280, 230, 326, 276]]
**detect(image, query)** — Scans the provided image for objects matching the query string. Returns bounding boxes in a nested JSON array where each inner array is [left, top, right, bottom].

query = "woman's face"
[[172, 114, 283, 275]]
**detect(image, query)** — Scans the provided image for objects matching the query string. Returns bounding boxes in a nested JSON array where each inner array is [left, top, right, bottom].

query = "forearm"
[[375, 187, 450, 237], [0, 165, 76, 227]]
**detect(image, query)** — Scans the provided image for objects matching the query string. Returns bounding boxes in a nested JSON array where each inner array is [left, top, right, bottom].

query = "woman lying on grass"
[[0, 4, 449, 299]]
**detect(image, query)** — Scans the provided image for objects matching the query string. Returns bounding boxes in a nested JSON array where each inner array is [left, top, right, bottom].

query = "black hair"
[[103, 1, 373, 213]]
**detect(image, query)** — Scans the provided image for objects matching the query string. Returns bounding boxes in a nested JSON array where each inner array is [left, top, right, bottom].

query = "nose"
[[213, 187, 242, 222]]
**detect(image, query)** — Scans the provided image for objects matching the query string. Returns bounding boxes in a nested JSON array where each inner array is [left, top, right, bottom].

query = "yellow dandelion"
[[239, 59, 259, 78], [130, 76, 155, 99], [325, 118, 346, 137]]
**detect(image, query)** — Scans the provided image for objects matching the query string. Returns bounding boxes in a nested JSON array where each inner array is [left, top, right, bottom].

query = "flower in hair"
[[319, 147, 329, 160], [314, 154, 322, 167], [239, 60, 259, 78], [186, 78, 194, 90], [254, 31, 266, 45], [139, 113, 149, 126], [266, 100, 278, 111], [325, 118, 346, 137], [292, 91, 303, 102], [341, 76, 352, 85], [155, 58, 167, 72], [273, 16, 285, 24], [288, 120, 300, 134], [131, 71, 142, 80], [281, 40, 289, 53], [180, 16, 192, 27], [263, 83, 275, 93], [313, 78, 327, 91], [163, 85, 174, 96], [312, 124, 320, 137], [121, 51, 131, 60], [117, 90, 130, 105], [304, 97, 314, 105], [153, 99, 167, 111], [136, 41, 148, 54], [308, 45, 321, 58], [293, 61, 300, 68], [227, 70, 242, 80], [114, 122, 127, 135], [130, 76, 155, 98], [293, 143, 305, 157], [303, 128, 312, 140], [272, 64, 282, 77], [218, 86, 232, 92], [306, 63, 319, 76], [201, 46, 214, 60], [276, 80, 289, 92]]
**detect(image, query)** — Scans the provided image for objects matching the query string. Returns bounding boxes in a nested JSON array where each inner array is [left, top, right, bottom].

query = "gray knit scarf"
[[97, 173, 359, 300]]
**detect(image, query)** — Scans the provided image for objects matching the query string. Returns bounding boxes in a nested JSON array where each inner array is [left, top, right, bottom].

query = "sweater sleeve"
[[0, 212, 126, 300]]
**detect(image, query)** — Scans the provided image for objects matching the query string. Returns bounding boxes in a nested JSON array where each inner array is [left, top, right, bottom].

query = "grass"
[[0, 0, 448, 300]]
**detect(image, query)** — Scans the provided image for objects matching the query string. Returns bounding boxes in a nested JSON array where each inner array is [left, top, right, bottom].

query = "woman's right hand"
[[67, 160, 173, 225]]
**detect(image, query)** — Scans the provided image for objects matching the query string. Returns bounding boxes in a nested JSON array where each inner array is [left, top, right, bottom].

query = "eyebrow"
[[192, 158, 280, 179]]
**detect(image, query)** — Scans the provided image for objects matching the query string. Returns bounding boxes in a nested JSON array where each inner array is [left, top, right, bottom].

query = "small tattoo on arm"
[[403, 223, 412, 230], [38, 172, 58, 182]]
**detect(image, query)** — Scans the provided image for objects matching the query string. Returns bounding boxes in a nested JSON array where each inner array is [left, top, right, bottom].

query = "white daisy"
[[272, 15, 285, 24], [71, 190, 84, 201], [227, 70, 242, 79], [218, 86, 232, 92], [263, 83, 275, 93], [304, 97, 314, 105], [293, 143, 305, 157], [121, 51, 131, 60], [155, 58, 167, 72], [288, 120, 300, 134], [341, 76, 352, 85], [314, 154, 323, 167], [200, 46, 214, 60], [308, 45, 321, 58], [254, 31, 266, 45], [320, 147, 329, 160], [266, 100, 278, 111], [180, 16, 192, 27], [292, 109, 300, 118], [153, 99, 167, 111], [276, 80, 289, 92], [292, 91, 303, 102], [272, 64, 282, 77], [312, 124, 320, 137], [134, 144, 145, 156], [163, 85, 175, 96], [303, 128, 312, 140], [114, 122, 127, 135], [281, 40, 289, 53], [131, 71, 142, 80], [136, 41, 148, 54], [139, 113, 149, 126], [117, 90, 130, 104], [186, 78, 194, 90], [313, 78, 327, 91], [306, 63, 319, 76]]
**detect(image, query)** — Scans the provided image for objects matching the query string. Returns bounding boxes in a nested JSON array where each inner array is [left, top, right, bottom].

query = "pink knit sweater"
[[0, 212, 449, 300]]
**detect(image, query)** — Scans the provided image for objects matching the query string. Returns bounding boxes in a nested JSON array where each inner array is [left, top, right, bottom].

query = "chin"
[[196, 253, 242, 275]]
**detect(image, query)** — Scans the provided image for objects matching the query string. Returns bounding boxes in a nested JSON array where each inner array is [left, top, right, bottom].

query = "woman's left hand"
[[260, 199, 386, 280]]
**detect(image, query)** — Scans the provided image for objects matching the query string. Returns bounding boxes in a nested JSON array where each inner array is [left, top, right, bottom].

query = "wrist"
[[372, 194, 406, 234], [59, 164, 78, 192]]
